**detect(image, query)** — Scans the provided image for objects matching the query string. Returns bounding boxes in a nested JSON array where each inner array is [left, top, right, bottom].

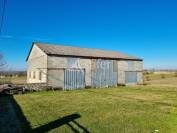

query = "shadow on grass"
[[1, 94, 91, 133]]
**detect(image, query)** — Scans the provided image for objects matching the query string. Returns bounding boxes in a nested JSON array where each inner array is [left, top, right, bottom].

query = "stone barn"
[[26, 42, 143, 90]]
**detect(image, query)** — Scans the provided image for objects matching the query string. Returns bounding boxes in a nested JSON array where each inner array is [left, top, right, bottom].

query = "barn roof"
[[26, 42, 142, 61]]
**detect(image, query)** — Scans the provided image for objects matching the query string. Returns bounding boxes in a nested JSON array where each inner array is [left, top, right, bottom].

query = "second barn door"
[[64, 69, 85, 90], [125, 71, 137, 84], [91, 59, 117, 87]]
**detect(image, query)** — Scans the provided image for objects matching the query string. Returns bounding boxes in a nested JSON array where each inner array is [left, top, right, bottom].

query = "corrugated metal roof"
[[27, 42, 142, 61]]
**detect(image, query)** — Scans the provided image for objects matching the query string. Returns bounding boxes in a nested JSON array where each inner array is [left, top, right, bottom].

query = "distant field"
[[144, 72, 177, 81], [146, 77, 177, 87], [0, 76, 26, 85], [144, 72, 177, 86]]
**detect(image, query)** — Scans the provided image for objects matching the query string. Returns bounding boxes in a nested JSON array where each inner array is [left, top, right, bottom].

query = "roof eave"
[[47, 54, 143, 61], [26, 42, 36, 62]]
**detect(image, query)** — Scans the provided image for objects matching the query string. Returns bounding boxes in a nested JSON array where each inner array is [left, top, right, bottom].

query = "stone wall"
[[47, 69, 64, 88], [117, 60, 143, 85], [47, 56, 92, 87], [79, 59, 92, 86]]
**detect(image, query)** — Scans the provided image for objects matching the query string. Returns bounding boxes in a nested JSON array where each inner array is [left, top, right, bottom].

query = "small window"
[[39, 71, 42, 80], [67, 58, 78, 68], [33, 71, 36, 79], [29, 72, 31, 78], [128, 61, 135, 71]]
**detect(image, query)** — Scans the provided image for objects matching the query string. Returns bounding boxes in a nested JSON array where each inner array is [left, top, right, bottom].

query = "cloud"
[[0, 35, 14, 39], [22, 36, 50, 41], [0, 34, 51, 41]]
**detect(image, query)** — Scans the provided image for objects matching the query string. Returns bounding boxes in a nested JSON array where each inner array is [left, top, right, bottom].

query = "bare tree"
[[0, 52, 6, 70]]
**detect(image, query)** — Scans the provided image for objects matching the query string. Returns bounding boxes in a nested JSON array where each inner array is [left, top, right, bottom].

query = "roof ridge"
[[35, 42, 130, 56]]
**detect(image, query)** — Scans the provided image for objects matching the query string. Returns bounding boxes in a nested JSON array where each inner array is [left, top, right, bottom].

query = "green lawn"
[[11, 86, 177, 133]]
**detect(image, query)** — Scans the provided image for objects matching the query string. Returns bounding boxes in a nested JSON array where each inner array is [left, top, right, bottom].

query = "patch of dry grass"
[[146, 77, 177, 87], [0, 76, 26, 85], [144, 72, 176, 81]]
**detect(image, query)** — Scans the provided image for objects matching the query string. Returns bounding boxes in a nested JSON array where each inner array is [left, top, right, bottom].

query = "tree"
[[0, 52, 6, 70]]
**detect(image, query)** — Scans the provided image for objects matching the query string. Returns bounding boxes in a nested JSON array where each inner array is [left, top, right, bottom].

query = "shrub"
[[85, 86, 92, 89], [117, 84, 126, 86], [143, 82, 148, 86], [161, 74, 166, 79], [174, 72, 177, 77], [146, 76, 151, 81]]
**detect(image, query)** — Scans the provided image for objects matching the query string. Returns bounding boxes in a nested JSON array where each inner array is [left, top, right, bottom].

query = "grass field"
[[6, 86, 176, 133], [0, 73, 177, 133], [144, 72, 177, 86], [143, 72, 177, 81], [0, 76, 26, 85], [145, 77, 177, 87]]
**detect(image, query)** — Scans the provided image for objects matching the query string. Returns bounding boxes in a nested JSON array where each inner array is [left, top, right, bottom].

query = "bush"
[[117, 84, 126, 86], [143, 82, 148, 86], [85, 86, 92, 89], [145, 76, 151, 81], [174, 72, 177, 77], [161, 74, 166, 79]]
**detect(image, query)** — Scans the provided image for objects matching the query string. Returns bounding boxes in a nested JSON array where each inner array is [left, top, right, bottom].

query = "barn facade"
[[26, 42, 143, 90]]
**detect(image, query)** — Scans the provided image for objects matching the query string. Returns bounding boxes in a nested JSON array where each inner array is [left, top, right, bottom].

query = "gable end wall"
[[27, 45, 48, 83]]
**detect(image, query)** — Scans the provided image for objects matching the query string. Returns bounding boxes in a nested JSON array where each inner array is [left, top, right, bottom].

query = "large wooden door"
[[91, 59, 117, 87]]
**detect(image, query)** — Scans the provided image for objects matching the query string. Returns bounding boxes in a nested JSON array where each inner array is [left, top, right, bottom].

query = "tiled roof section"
[[34, 42, 142, 61]]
